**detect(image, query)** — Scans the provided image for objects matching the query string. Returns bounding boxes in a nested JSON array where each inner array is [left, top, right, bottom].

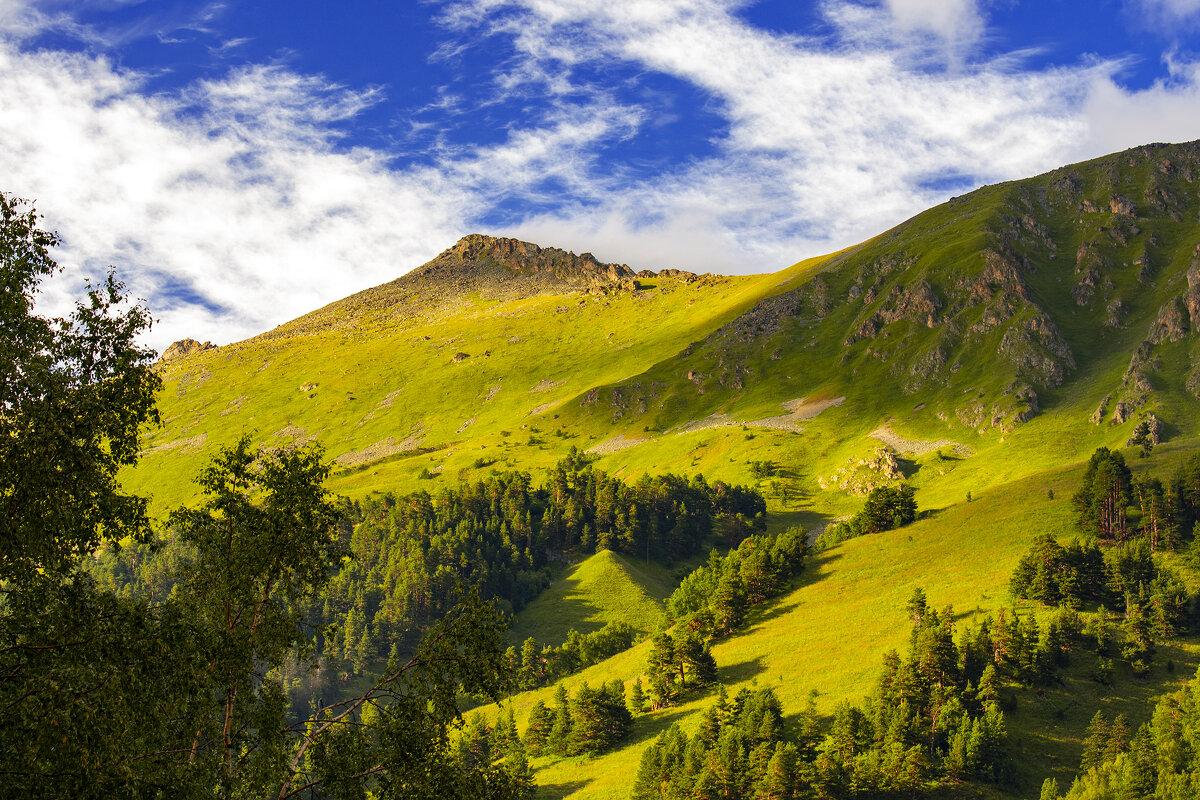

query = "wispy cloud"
[[0, 15, 644, 350], [1132, 0, 1200, 28], [440, 0, 1200, 272], [0, 43, 477, 348], [2, 0, 1199, 352]]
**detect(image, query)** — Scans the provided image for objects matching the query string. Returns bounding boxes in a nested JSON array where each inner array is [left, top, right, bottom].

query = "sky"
[[2, 0, 1199, 351]]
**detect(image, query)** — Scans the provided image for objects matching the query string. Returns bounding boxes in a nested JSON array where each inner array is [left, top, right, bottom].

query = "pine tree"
[[523, 701, 554, 757], [714, 570, 748, 634], [1122, 600, 1156, 676], [519, 636, 542, 690], [1104, 713, 1131, 762], [548, 684, 572, 755], [1080, 710, 1109, 771], [648, 633, 677, 708], [629, 678, 646, 715], [907, 586, 928, 625], [758, 741, 798, 800]]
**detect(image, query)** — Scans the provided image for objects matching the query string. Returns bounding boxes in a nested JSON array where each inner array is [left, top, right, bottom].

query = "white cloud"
[[1082, 58, 1200, 154], [882, 0, 984, 59], [1135, 0, 1200, 23], [0, 27, 642, 351], [442, 0, 1200, 272], [3, 0, 1200, 353], [0, 44, 478, 351]]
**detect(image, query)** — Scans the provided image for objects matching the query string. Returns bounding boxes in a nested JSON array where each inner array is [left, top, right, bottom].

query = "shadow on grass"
[[719, 655, 766, 684], [916, 506, 947, 522], [510, 573, 606, 643], [534, 779, 589, 800], [625, 705, 695, 746], [1001, 637, 1200, 796], [765, 508, 834, 537], [739, 548, 838, 635]]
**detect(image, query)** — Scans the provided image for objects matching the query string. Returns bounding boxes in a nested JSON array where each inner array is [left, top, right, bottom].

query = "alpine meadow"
[[8, 134, 1200, 800]]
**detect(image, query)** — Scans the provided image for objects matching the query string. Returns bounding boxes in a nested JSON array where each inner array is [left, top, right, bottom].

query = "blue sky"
[[2, 0, 1199, 349]]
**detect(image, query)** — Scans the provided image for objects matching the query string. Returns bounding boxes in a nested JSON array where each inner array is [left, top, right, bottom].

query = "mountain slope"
[[119, 140, 1200, 800], [487, 445, 1200, 800], [559, 141, 1200, 511], [128, 240, 827, 511], [507, 550, 676, 646]]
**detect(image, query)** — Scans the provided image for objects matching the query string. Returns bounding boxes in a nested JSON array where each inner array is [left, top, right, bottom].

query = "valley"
[[110, 139, 1200, 798]]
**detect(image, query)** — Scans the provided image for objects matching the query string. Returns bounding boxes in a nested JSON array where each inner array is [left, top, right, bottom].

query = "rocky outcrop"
[[159, 338, 216, 362], [259, 234, 664, 339], [1126, 413, 1164, 447], [1147, 298, 1189, 344], [1185, 245, 1200, 327], [410, 234, 636, 290], [1110, 195, 1136, 216]]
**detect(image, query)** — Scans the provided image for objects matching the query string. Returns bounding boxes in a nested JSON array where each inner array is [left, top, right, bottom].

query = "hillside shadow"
[[534, 779, 589, 800], [720, 655, 766, 685], [511, 580, 606, 644], [916, 506, 946, 522], [626, 705, 694, 745], [765, 508, 835, 538], [798, 548, 841, 582], [737, 549, 837, 636], [746, 599, 801, 629]]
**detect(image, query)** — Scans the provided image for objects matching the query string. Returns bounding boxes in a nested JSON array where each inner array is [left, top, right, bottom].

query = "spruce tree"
[[629, 678, 646, 715], [548, 684, 572, 755], [523, 701, 554, 757], [1080, 710, 1109, 771]]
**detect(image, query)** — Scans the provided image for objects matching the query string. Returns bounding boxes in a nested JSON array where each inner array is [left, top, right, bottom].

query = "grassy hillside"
[[507, 550, 678, 646], [117, 141, 1200, 799], [129, 143, 1200, 540], [127, 252, 830, 513], [487, 440, 1200, 799]]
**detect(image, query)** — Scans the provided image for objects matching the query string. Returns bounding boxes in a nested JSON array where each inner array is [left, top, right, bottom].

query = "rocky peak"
[[159, 338, 216, 363], [431, 233, 635, 286]]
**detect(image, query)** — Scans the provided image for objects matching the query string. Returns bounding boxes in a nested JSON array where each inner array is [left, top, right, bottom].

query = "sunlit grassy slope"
[[123, 141, 1200, 799], [507, 550, 679, 646], [492, 440, 1200, 799], [127, 255, 830, 514]]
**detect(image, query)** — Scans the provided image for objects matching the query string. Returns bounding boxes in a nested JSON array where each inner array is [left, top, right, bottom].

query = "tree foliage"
[[0, 198, 528, 799]]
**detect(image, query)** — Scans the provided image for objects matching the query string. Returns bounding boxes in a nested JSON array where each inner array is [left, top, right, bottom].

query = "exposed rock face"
[[1148, 298, 1189, 344], [262, 234, 681, 338], [159, 338, 216, 362], [1185, 245, 1200, 327], [1126, 413, 1164, 447], [1105, 299, 1127, 328], [1110, 195, 1136, 216], [403, 234, 636, 295]]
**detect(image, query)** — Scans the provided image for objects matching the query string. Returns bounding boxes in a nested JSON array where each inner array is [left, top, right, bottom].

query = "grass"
[[478, 449, 1200, 799], [508, 550, 677, 646], [118, 141, 1200, 798]]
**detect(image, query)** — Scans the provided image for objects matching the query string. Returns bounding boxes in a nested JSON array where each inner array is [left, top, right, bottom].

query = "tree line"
[[0, 194, 536, 799], [1040, 665, 1200, 799], [311, 461, 763, 680], [1072, 446, 1200, 548], [633, 590, 1014, 799], [815, 484, 918, 549], [667, 527, 810, 640], [506, 621, 637, 691]]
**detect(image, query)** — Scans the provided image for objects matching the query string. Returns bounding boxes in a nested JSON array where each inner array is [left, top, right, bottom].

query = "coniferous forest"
[[10, 133, 1200, 800]]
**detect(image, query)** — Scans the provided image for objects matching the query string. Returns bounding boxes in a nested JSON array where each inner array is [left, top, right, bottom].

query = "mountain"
[[133, 140, 1200, 518], [124, 141, 1200, 799]]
